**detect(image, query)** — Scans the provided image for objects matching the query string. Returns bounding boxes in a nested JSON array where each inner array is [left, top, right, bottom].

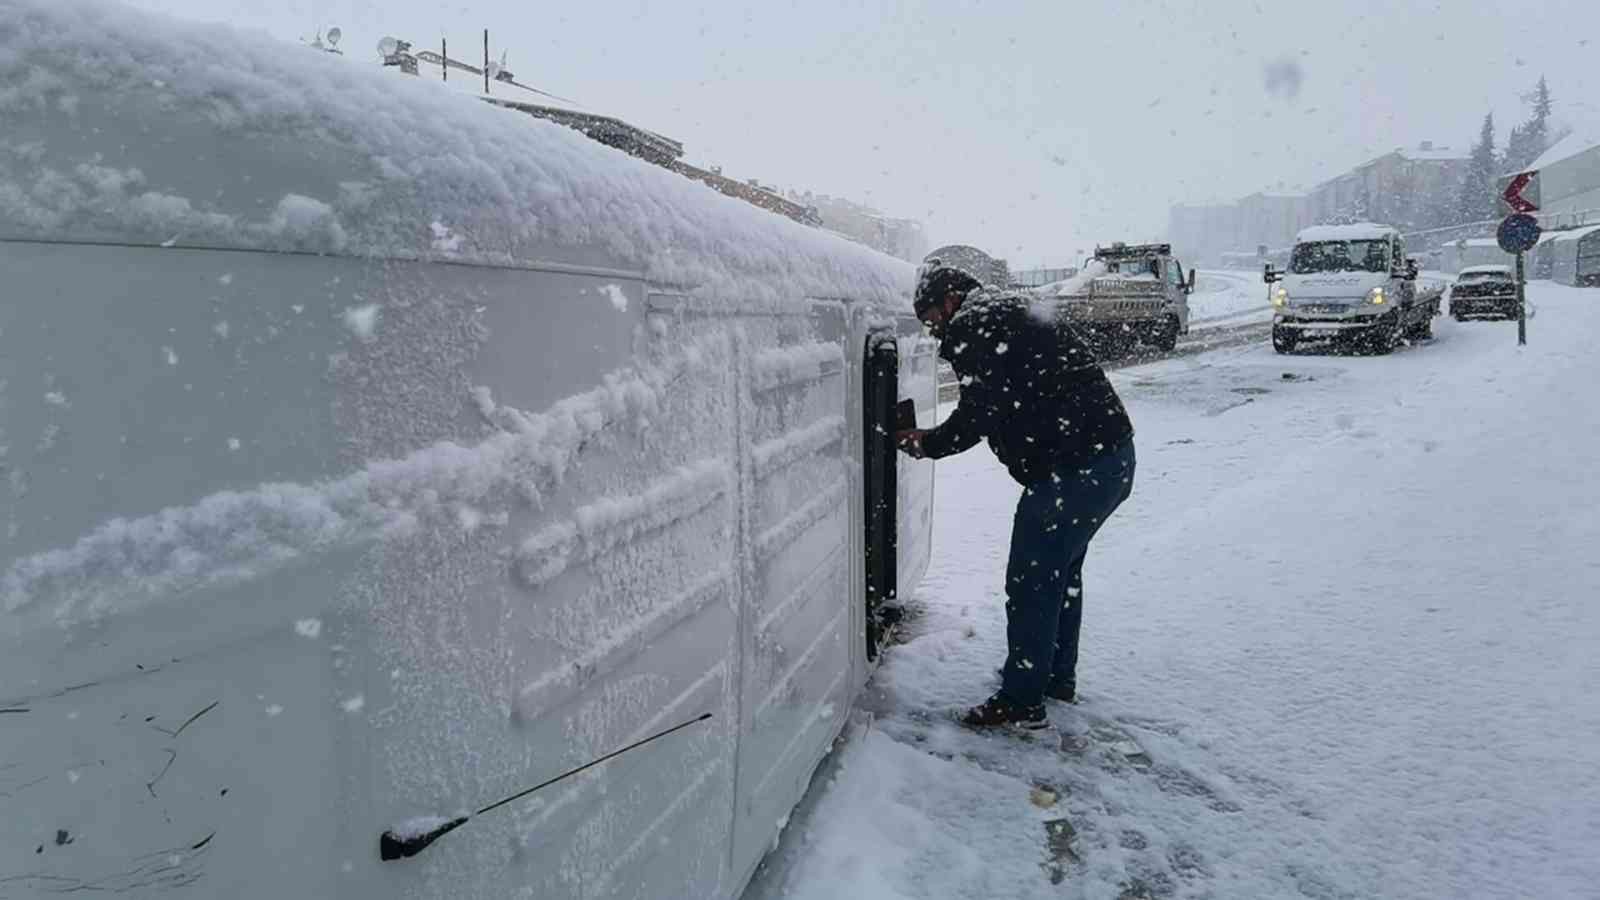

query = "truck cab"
[[1266, 223, 1440, 354], [1050, 241, 1194, 355]]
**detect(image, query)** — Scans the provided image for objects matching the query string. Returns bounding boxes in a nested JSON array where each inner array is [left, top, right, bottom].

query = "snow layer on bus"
[[0, 337, 714, 627], [0, 0, 912, 307], [750, 342, 846, 392]]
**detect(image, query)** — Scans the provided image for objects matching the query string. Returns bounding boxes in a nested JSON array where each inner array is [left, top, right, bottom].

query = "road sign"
[[1499, 170, 1541, 214], [1495, 214, 1539, 347], [1497, 213, 1542, 254]]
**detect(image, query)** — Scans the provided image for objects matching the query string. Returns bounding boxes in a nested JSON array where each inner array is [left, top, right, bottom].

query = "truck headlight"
[[1369, 286, 1385, 305], [1272, 286, 1288, 307]]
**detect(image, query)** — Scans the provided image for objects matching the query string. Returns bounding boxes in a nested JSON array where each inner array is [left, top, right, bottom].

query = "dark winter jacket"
[[921, 289, 1133, 483]]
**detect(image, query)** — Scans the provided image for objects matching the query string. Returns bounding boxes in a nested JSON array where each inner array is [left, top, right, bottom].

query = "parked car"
[[1450, 265, 1520, 321]]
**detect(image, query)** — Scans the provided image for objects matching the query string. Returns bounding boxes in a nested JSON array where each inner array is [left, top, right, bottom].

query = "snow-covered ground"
[[1187, 270, 1272, 327], [748, 281, 1600, 900]]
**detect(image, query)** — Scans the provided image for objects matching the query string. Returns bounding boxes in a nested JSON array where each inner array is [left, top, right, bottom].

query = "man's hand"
[[895, 429, 927, 459]]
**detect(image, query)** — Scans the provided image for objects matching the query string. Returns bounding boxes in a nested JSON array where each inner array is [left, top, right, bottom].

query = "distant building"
[[1525, 126, 1600, 229], [1305, 143, 1467, 231], [1166, 203, 1240, 267], [1237, 191, 1309, 255], [1170, 142, 1467, 264], [790, 192, 929, 263]]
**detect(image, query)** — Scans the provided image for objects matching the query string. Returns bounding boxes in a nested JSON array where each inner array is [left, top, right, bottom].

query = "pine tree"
[[1524, 75, 1552, 166], [1504, 123, 1530, 174], [1418, 180, 1456, 231], [1456, 112, 1498, 223], [1504, 76, 1554, 173]]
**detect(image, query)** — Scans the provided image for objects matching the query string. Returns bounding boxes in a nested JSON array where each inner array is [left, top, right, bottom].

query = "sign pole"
[[1495, 203, 1539, 348], [1515, 250, 1527, 346]]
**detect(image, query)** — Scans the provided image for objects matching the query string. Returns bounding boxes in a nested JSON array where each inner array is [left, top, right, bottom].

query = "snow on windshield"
[[1099, 259, 1161, 279], [1289, 239, 1391, 274]]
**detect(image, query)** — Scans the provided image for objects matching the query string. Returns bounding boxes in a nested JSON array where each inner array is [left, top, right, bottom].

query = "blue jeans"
[[999, 438, 1136, 707]]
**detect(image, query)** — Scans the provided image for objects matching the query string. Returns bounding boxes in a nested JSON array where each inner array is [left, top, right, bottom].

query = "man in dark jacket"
[[897, 259, 1136, 730]]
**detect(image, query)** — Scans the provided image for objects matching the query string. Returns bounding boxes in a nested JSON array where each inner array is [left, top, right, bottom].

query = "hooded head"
[[913, 258, 982, 337]]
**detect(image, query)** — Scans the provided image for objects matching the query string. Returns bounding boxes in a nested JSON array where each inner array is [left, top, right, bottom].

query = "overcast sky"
[[131, 0, 1597, 267]]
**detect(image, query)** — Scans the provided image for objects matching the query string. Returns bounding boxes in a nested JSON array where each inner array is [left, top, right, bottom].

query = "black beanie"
[[913, 264, 980, 315]]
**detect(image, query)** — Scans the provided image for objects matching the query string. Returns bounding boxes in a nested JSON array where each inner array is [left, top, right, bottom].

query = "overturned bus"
[[0, 2, 934, 897]]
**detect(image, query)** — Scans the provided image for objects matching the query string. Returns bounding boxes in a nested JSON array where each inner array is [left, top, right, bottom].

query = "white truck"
[[1265, 223, 1442, 354]]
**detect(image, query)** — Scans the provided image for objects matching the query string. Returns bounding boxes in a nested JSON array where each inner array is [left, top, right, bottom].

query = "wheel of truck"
[[1370, 314, 1403, 355], [1406, 308, 1434, 341], [1100, 329, 1135, 361], [1154, 316, 1180, 352], [1272, 326, 1297, 354]]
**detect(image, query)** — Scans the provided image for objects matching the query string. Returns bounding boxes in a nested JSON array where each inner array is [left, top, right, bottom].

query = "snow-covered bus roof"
[[0, 0, 912, 307], [1295, 223, 1399, 243]]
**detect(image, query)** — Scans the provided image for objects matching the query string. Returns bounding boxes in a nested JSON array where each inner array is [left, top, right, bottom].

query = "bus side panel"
[[0, 244, 395, 899], [0, 245, 745, 900], [388, 277, 741, 900], [729, 307, 855, 883]]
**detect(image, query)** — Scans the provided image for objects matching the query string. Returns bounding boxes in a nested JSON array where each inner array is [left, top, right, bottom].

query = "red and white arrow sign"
[[1502, 170, 1540, 213]]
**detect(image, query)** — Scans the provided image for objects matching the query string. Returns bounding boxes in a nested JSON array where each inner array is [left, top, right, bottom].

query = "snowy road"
[[748, 282, 1599, 900]]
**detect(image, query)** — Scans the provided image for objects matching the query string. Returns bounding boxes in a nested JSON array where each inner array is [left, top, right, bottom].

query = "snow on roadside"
[[757, 283, 1600, 900], [1187, 269, 1270, 326], [751, 727, 1051, 899]]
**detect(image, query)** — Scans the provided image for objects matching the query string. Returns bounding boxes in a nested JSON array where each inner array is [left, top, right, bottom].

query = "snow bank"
[[753, 728, 1047, 900], [0, 0, 912, 307]]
